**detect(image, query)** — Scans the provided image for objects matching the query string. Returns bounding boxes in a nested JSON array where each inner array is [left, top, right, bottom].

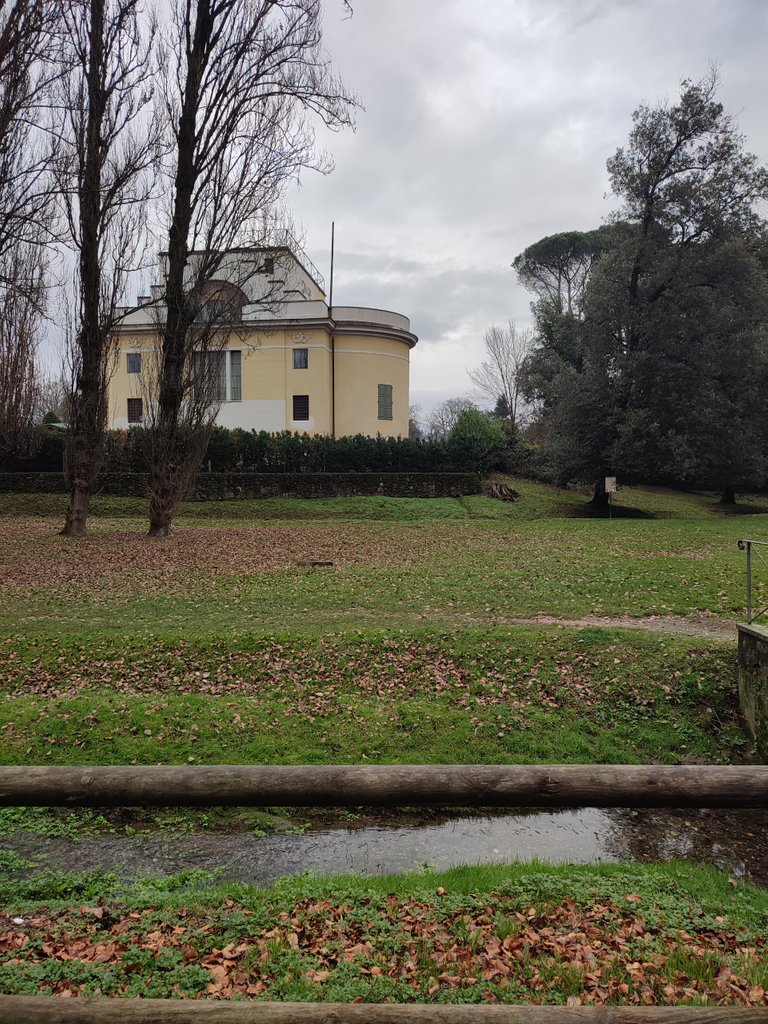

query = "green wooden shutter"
[[378, 384, 393, 420]]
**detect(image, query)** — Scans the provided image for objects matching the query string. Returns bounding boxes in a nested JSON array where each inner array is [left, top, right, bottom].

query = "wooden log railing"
[[1, 764, 767, 1023], [1, 764, 768, 809], [0, 998, 766, 1022]]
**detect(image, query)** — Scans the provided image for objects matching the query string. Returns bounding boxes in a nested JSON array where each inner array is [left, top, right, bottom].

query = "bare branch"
[[426, 397, 477, 441], [55, 0, 159, 535], [468, 321, 532, 430], [0, 237, 47, 462], [146, 0, 358, 535], [0, 0, 58, 268]]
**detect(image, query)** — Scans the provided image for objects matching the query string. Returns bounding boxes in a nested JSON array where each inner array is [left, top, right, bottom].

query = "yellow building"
[[108, 242, 417, 438]]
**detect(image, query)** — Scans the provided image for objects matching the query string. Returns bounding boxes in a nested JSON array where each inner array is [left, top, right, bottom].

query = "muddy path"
[[501, 614, 736, 641]]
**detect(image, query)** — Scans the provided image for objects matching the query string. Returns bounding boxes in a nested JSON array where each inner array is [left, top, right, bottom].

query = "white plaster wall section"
[[215, 400, 286, 431], [244, 299, 329, 321], [332, 307, 411, 332]]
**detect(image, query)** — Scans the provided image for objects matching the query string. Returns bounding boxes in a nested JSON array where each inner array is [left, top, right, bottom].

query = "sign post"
[[605, 476, 617, 519]]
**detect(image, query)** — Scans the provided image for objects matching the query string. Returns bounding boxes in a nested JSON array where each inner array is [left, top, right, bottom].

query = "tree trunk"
[[61, 395, 104, 536], [147, 464, 175, 536], [61, 482, 91, 536], [147, 517, 172, 538], [4, 762, 767, 809], [720, 485, 736, 504], [61, 0, 108, 538], [589, 478, 610, 508]]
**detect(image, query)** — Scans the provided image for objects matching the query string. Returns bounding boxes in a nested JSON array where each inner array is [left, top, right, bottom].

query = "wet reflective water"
[[5, 806, 768, 885]]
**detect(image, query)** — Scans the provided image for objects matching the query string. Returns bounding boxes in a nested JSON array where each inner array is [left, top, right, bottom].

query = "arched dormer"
[[194, 280, 249, 323]]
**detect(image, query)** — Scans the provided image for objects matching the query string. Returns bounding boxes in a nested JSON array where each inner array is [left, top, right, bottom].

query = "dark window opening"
[[127, 352, 141, 374], [192, 351, 226, 403], [263, 257, 274, 275], [230, 350, 242, 401], [293, 348, 308, 369], [293, 394, 309, 421], [202, 298, 229, 321], [127, 398, 143, 424]]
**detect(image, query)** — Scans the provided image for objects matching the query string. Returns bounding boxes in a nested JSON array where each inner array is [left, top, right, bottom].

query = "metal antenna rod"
[[329, 220, 335, 311]]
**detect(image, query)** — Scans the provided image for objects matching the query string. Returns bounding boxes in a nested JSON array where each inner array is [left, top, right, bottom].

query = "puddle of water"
[[4, 806, 768, 886]]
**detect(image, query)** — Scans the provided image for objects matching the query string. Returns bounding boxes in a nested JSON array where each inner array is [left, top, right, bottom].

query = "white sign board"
[[605, 476, 617, 493]]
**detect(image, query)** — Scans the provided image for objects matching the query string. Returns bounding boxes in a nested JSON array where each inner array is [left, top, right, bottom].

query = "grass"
[[3, 480, 768, 523], [1, 861, 767, 1004], [1, 625, 746, 837], [1, 480, 766, 1005], [0, 629, 744, 770], [0, 507, 763, 640], [0, 482, 756, 824]]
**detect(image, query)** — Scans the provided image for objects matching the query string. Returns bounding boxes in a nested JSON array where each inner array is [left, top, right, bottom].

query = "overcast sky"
[[285, 0, 768, 420]]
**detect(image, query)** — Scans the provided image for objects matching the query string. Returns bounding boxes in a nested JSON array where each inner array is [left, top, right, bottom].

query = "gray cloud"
[[288, 0, 768, 413]]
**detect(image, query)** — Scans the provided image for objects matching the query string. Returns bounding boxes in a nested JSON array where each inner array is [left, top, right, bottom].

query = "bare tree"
[[426, 397, 476, 441], [55, 0, 157, 535], [36, 368, 69, 422], [408, 403, 422, 440], [468, 321, 532, 432], [145, 0, 358, 536], [140, 270, 252, 519], [0, 2, 58, 466], [0, 0, 58, 265], [0, 239, 46, 463]]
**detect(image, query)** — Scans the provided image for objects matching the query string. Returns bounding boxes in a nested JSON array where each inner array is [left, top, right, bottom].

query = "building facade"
[[108, 244, 417, 438]]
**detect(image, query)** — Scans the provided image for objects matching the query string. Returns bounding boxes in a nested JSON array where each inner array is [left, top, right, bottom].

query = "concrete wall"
[[737, 622, 768, 759]]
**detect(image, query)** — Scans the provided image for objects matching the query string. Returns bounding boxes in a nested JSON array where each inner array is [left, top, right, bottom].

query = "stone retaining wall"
[[737, 622, 768, 759]]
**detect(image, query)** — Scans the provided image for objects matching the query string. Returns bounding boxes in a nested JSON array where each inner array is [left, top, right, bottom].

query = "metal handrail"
[[274, 228, 325, 291], [737, 539, 768, 624]]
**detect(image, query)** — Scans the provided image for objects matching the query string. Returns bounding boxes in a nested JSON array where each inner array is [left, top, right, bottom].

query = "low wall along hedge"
[[0, 471, 481, 500]]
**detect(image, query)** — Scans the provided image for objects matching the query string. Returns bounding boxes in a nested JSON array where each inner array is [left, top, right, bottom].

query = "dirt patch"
[[501, 613, 735, 641]]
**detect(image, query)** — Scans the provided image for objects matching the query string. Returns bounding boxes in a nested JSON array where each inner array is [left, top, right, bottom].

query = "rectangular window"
[[192, 351, 226, 402], [293, 347, 308, 369], [215, 351, 226, 402], [378, 383, 393, 420], [293, 394, 309, 421], [126, 352, 141, 374], [127, 397, 143, 424], [192, 350, 246, 402], [229, 350, 242, 401]]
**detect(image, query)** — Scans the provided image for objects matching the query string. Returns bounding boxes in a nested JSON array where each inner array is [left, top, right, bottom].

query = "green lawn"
[[0, 482, 757, 773], [3, 479, 768, 523], [1, 861, 767, 1005], [0, 629, 743, 770], [0, 498, 763, 639], [1, 482, 765, 1006]]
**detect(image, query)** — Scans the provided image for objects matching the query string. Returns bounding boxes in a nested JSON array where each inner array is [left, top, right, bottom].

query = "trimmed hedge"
[[0, 471, 481, 499], [4, 426, 513, 475]]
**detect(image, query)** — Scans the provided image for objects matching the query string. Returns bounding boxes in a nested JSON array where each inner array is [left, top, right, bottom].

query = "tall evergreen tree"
[[518, 72, 768, 502]]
